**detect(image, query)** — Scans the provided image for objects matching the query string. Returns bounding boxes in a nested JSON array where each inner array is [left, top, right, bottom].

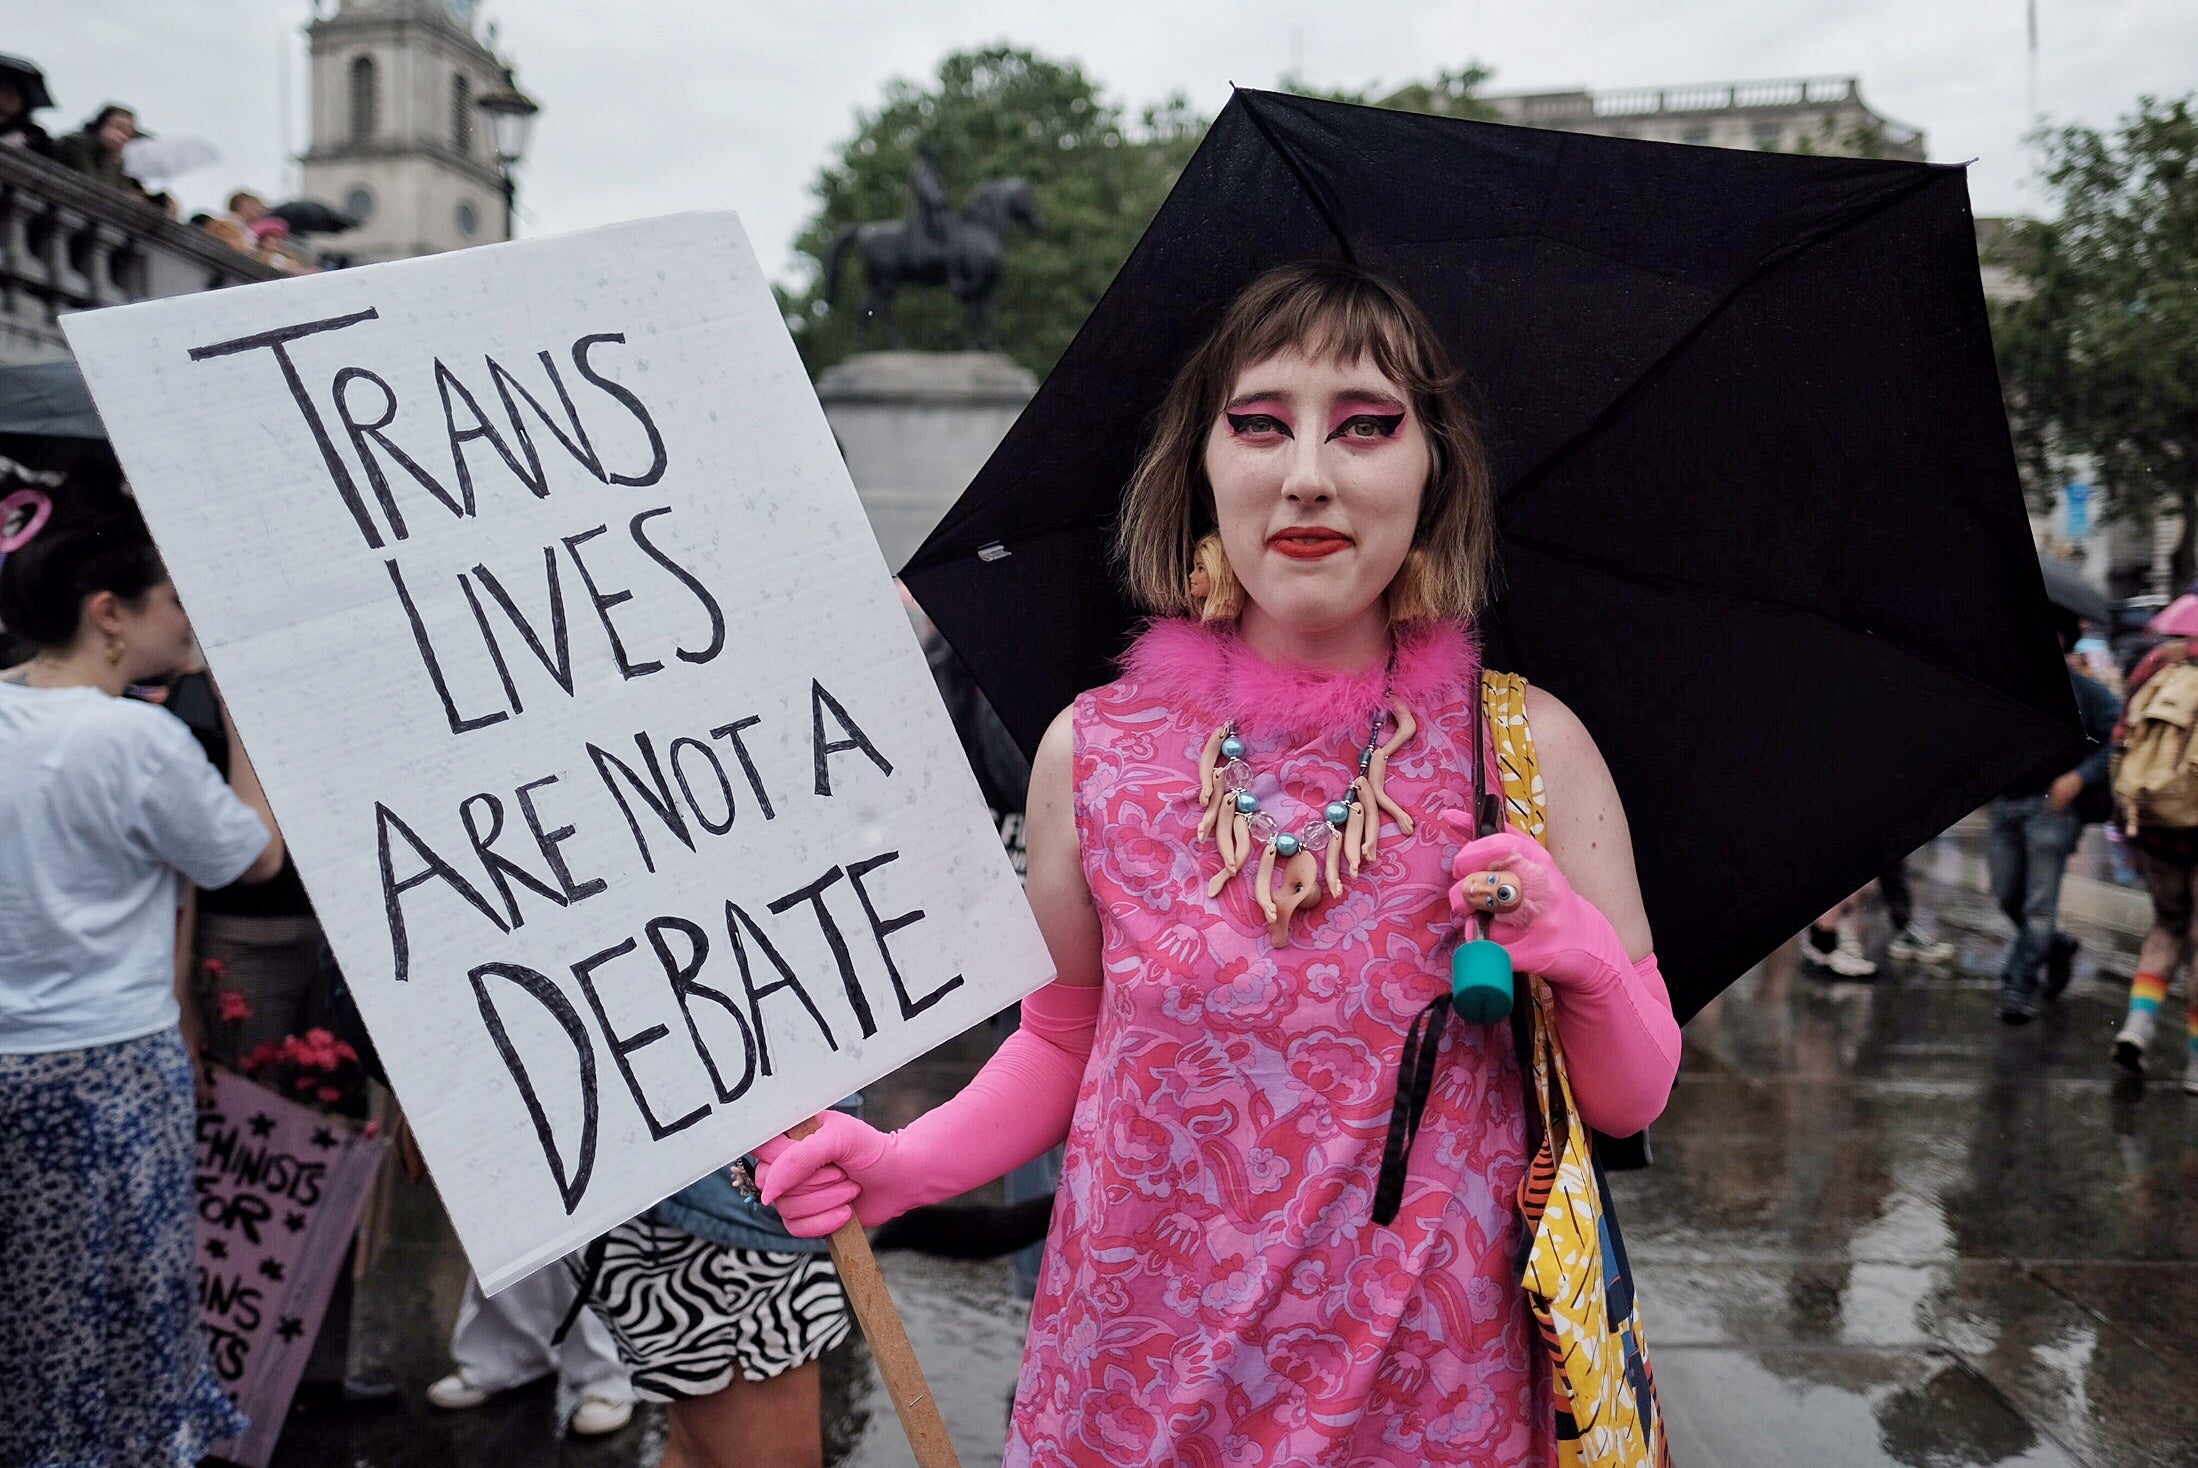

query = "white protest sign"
[[65, 214, 1052, 1292]]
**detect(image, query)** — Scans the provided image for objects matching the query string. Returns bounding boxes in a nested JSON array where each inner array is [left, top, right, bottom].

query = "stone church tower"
[[300, 0, 514, 262]]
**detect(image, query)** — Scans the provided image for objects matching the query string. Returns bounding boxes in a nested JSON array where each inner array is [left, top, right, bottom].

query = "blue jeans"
[[1987, 795, 2081, 1003]]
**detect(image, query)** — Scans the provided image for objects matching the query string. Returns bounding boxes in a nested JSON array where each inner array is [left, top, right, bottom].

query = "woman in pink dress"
[[759, 262, 1681, 1464]]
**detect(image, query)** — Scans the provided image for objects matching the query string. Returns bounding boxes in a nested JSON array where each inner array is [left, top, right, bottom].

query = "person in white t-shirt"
[[0, 494, 284, 1467]]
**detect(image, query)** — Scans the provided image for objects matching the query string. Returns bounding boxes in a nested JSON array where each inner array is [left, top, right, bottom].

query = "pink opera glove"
[[754, 978, 1102, 1237], [1442, 816, 1682, 1136]]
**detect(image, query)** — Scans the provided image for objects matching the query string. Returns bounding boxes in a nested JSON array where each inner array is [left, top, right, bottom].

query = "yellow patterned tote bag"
[[1483, 670, 1671, 1468]]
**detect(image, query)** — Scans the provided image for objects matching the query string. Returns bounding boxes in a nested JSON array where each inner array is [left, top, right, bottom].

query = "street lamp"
[[474, 70, 539, 239]]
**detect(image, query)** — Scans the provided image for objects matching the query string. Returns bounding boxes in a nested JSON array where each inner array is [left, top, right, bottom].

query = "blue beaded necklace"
[[1217, 713, 1383, 854], [1194, 685, 1420, 946]]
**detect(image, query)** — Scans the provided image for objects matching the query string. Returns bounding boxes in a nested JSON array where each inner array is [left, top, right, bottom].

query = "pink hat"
[[2148, 595, 2198, 637]]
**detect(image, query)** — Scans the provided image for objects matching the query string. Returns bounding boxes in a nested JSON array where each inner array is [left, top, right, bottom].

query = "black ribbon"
[[1370, 671, 1507, 1227], [1371, 993, 1454, 1225]]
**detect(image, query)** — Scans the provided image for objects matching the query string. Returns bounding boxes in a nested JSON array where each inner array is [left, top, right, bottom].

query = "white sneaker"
[[570, 1396, 634, 1436], [425, 1371, 492, 1410], [1826, 934, 1878, 978], [2113, 1010, 2156, 1075], [1888, 928, 1956, 965]]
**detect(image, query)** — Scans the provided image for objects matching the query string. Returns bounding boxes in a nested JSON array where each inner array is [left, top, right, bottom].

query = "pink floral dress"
[[1006, 619, 1547, 1467]]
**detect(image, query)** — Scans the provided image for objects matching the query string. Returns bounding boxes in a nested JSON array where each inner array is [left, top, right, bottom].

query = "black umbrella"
[[0, 359, 102, 443], [0, 55, 54, 113], [2037, 557, 2110, 627], [268, 198, 359, 235], [0, 359, 123, 507], [901, 89, 2080, 1021]]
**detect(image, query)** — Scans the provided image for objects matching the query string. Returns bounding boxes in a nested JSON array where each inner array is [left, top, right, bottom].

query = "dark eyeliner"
[[1226, 411, 1290, 437], [1328, 412, 1405, 441]]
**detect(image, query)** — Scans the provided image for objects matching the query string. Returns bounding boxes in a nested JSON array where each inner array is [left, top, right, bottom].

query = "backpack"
[[2113, 661, 2198, 833]]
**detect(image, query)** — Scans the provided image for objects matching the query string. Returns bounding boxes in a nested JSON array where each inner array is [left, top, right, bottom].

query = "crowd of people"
[[1793, 582, 2198, 1098], [0, 262, 1687, 1467], [1, 238, 2189, 1468], [0, 53, 323, 274]]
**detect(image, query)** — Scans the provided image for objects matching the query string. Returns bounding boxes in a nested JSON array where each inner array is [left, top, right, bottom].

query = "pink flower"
[[1107, 1104, 1175, 1180], [1267, 1323, 1350, 1394], [317, 1086, 343, 1104], [1199, 1252, 1271, 1315], [362, 1120, 382, 1138], [1344, 1235, 1422, 1322], [1243, 1145, 1290, 1192], [1283, 1029, 1384, 1113], [1204, 957, 1288, 1031], [1110, 826, 1176, 889], [201, 957, 230, 982], [216, 990, 252, 1023]]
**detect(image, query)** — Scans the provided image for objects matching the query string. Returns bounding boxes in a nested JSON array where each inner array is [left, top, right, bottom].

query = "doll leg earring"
[[104, 635, 125, 667], [1189, 534, 1244, 623]]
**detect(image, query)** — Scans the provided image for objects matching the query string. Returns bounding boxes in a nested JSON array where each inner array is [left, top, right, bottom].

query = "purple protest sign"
[[195, 1067, 386, 1467]]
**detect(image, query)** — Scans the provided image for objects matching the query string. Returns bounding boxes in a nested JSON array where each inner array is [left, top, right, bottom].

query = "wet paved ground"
[[270, 819, 2198, 1467]]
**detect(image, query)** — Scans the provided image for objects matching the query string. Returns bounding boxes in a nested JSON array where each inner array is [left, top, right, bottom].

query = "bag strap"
[[1481, 672, 1580, 1160]]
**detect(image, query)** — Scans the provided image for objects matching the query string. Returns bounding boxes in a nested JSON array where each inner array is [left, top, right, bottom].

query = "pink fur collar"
[[1120, 618, 1479, 742]]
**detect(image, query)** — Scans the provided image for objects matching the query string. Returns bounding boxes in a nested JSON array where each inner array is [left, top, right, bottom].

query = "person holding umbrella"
[[0, 55, 57, 158], [55, 104, 151, 200], [761, 89, 2075, 1466], [757, 262, 1681, 1465]]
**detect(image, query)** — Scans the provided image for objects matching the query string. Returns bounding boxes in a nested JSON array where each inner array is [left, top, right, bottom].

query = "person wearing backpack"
[[1990, 618, 2120, 1024], [2110, 637, 2198, 1086]]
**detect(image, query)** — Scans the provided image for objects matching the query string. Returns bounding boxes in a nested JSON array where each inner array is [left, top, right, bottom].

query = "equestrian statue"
[[822, 144, 1042, 349]]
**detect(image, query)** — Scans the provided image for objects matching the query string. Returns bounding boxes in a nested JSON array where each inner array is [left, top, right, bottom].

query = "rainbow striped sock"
[[2130, 971, 2168, 1017]]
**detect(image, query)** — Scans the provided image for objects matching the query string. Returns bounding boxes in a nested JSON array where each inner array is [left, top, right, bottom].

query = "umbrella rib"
[[1503, 529, 2084, 734], [1239, 93, 1356, 265], [1498, 168, 1951, 514]]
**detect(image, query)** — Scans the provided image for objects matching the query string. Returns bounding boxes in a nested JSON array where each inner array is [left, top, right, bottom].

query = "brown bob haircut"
[[1115, 260, 1495, 623]]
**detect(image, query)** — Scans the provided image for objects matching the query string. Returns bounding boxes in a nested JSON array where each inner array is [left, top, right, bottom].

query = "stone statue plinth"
[[817, 350, 1036, 572]]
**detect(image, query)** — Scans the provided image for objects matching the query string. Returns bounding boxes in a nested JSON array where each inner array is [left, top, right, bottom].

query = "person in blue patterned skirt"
[[0, 492, 285, 1466]]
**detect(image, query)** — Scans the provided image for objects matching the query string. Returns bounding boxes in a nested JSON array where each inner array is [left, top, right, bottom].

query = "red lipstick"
[[1269, 528, 1352, 560]]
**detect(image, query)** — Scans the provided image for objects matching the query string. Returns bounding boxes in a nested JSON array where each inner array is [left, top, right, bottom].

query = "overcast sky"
[[20, 1, 2197, 286]]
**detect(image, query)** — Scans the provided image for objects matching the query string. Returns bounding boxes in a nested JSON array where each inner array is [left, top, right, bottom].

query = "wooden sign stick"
[[789, 1118, 962, 1468]]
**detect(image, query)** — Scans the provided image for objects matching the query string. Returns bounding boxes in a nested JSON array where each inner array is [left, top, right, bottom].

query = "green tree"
[[781, 52, 1499, 380], [1371, 65, 1500, 122], [1276, 64, 1496, 120], [1992, 96, 2198, 580], [1777, 114, 1898, 159], [781, 47, 1203, 378]]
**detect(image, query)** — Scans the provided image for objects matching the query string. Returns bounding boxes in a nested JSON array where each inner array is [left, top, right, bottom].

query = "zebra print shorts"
[[573, 1216, 852, 1400]]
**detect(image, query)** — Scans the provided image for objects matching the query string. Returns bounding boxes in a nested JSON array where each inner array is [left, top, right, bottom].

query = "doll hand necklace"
[[1195, 698, 1419, 946]]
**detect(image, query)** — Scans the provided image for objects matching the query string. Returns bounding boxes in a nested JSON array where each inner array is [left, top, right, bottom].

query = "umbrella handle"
[[1458, 674, 1516, 1023], [1451, 938, 1514, 1022]]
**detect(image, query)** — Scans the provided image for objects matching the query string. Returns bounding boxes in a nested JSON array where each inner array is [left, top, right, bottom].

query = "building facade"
[[300, 0, 512, 262], [1484, 76, 1926, 162]]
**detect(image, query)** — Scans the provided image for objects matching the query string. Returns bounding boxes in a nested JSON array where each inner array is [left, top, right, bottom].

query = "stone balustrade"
[[0, 145, 279, 366]]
